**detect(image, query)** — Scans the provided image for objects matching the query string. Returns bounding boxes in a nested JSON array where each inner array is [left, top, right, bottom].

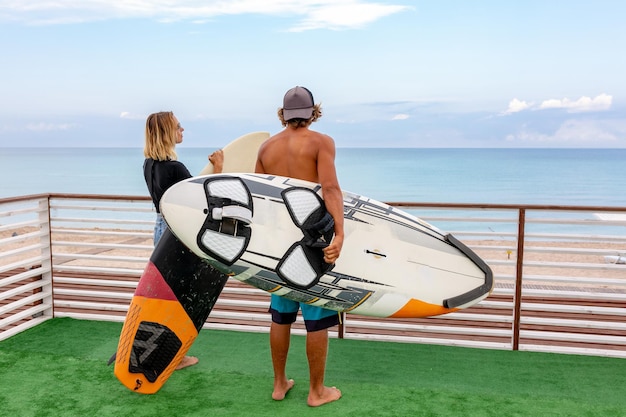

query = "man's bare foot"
[[307, 386, 342, 407], [175, 355, 199, 370], [272, 379, 295, 401]]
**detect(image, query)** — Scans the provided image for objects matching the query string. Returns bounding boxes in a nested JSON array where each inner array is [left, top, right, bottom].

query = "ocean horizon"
[[1, 147, 626, 209]]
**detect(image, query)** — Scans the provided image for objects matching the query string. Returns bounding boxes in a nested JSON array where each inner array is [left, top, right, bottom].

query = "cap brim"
[[284, 107, 313, 121]]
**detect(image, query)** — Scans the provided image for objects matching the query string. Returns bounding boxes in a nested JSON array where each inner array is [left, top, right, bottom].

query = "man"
[[255, 86, 344, 407]]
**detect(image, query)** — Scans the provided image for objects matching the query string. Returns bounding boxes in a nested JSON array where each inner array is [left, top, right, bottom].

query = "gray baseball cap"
[[283, 86, 314, 120]]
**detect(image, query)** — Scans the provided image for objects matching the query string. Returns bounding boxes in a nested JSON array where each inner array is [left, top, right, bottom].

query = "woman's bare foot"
[[272, 379, 295, 401], [175, 355, 199, 370], [307, 386, 342, 407]]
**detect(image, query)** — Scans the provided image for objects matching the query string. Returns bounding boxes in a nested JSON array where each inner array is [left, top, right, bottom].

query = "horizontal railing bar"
[[421, 216, 517, 223], [52, 265, 143, 275], [344, 333, 512, 349], [0, 205, 46, 218], [520, 317, 626, 331], [50, 228, 153, 237], [520, 303, 625, 316], [0, 279, 50, 302], [51, 217, 154, 226], [52, 312, 126, 322], [0, 230, 47, 246], [50, 203, 153, 213], [519, 330, 626, 345], [389, 201, 626, 212], [0, 257, 48, 275], [51, 241, 152, 251], [518, 344, 626, 358], [0, 219, 41, 232], [343, 319, 510, 337], [53, 300, 129, 312], [52, 288, 133, 300], [49, 194, 151, 202], [521, 289, 625, 300], [0, 290, 52, 315], [0, 243, 48, 260], [520, 274, 625, 286], [52, 276, 139, 289], [522, 260, 626, 270], [0, 266, 50, 288], [0, 317, 49, 342], [52, 253, 148, 263], [0, 304, 50, 328]]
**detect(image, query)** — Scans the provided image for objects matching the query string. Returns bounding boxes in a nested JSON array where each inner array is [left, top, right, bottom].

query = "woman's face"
[[173, 116, 184, 144]]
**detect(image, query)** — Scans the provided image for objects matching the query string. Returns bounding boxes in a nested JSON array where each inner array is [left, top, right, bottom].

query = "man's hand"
[[322, 235, 343, 264]]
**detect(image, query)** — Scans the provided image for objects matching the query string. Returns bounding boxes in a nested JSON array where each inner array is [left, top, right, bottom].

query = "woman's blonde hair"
[[277, 103, 323, 128], [143, 111, 179, 160]]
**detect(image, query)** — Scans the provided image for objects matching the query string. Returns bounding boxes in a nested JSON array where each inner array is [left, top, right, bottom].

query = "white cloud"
[[539, 93, 612, 113], [502, 94, 612, 115], [391, 114, 410, 120], [505, 119, 626, 145], [0, 1, 412, 31], [502, 98, 532, 115], [119, 112, 144, 120], [26, 122, 77, 131], [288, 3, 412, 32]]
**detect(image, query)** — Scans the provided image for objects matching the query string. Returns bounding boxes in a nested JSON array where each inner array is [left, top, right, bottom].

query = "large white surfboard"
[[160, 173, 493, 318], [198, 131, 269, 175]]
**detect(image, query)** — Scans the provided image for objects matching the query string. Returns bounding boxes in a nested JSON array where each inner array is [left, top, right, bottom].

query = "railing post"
[[338, 312, 346, 339], [38, 196, 54, 318], [512, 208, 525, 351]]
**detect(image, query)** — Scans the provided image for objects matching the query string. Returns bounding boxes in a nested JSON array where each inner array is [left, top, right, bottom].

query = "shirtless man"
[[255, 86, 344, 407]]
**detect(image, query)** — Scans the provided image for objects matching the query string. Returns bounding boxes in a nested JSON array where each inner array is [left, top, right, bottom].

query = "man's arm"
[[316, 135, 344, 264]]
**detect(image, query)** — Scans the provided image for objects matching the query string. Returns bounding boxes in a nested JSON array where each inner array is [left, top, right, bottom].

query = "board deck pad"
[[161, 173, 494, 319], [114, 229, 229, 394]]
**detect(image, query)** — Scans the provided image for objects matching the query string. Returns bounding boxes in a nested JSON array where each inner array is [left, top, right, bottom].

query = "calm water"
[[1, 147, 625, 207]]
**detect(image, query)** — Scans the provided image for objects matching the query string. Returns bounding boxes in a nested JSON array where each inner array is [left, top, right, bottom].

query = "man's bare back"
[[256, 125, 344, 264], [256, 127, 328, 182]]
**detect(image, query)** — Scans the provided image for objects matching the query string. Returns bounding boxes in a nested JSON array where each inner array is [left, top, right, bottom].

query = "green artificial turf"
[[0, 318, 625, 416]]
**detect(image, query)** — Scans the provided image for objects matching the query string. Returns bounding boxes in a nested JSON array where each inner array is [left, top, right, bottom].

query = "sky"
[[0, 0, 625, 148]]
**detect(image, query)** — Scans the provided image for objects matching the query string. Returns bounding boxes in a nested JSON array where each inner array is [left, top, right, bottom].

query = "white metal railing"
[[1, 193, 625, 358]]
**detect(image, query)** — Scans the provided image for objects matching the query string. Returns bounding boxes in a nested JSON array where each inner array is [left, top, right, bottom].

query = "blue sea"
[[1, 147, 625, 208]]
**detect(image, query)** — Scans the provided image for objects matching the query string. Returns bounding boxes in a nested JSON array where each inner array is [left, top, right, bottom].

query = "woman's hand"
[[209, 150, 224, 173]]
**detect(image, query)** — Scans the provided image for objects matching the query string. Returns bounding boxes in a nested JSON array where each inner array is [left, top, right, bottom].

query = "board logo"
[[129, 321, 182, 382]]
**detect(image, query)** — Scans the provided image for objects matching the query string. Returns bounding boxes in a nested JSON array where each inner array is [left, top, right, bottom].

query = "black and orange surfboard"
[[114, 229, 228, 394]]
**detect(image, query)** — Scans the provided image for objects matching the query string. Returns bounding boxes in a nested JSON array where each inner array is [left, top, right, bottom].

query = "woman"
[[143, 111, 223, 242], [142, 111, 223, 369]]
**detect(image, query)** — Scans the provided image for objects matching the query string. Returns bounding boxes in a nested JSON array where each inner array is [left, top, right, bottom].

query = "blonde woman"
[[143, 111, 223, 243], [142, 111, 223, 370]]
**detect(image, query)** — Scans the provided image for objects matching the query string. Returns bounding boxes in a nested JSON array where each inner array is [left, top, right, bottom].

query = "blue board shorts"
[[269, 294, 339, 332]]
